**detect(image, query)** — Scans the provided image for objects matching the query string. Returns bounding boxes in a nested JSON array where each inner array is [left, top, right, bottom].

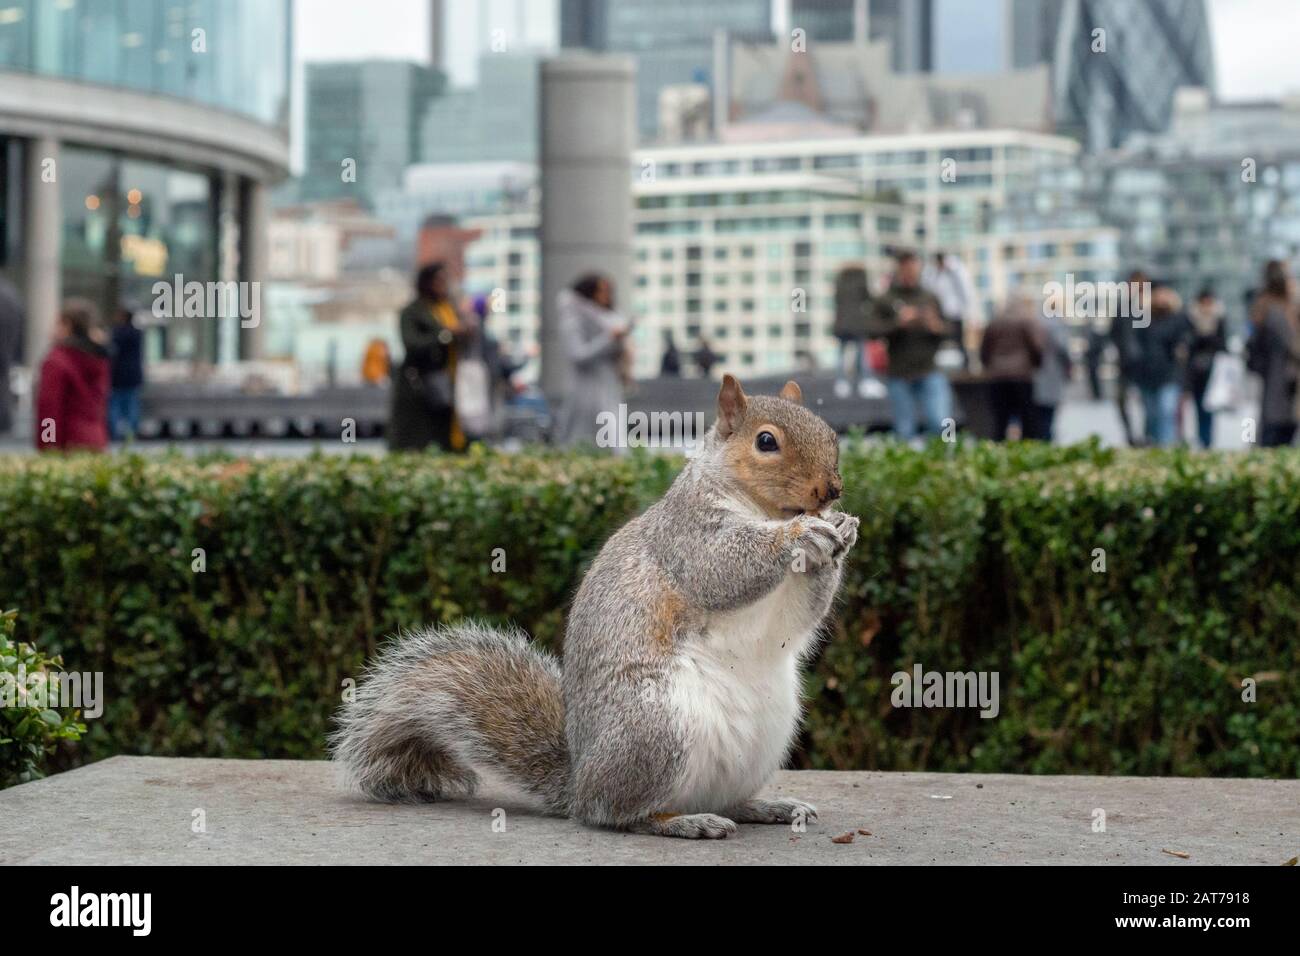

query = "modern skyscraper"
[[419, 52, 543, 164], [440, 0, 559, 87], [301, 61, 444, 209], [1052, 0, 1216, 151], [807, 0, 1214, 151], [871, 0, 935, 72], [1009, 0, 1063, 69], [559, 0, 772, 139], [430, 0, 444, 70]]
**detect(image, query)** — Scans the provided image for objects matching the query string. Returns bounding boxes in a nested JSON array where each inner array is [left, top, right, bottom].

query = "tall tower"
[[559, 0, 771, 138], [430, 0, 444, 71], [1053, 0, 1216, 151]]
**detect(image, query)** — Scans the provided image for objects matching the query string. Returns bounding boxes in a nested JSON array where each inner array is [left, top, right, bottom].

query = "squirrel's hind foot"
[[630, 812, 738, 839], [728, 797, 818, 825]]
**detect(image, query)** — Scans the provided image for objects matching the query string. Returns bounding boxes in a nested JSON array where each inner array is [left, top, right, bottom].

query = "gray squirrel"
[[332, 375, 859, 838]]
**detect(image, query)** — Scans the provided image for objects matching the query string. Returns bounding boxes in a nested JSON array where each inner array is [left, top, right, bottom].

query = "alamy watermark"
[[1042, 275, 1150, 328], [50, 886, 151, 936], [891, 663, 1000, 719], [0, 665, 103, 718], [595, 404, 708, 456], [152, 275, 260, 328]]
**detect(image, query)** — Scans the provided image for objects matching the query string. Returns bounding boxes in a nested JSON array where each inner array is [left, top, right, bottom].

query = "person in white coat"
[[923, 252, 978, 368], [555, 273, 631, 448]]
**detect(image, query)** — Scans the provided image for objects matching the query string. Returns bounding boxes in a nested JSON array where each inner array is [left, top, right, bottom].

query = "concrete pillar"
[[22, 136, 61, 366], [239, 177, 269, 360], [216, 170, 241, 365], [539, 53, 635, 408]]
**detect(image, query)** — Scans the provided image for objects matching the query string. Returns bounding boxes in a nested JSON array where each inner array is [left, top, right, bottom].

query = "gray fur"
[[330, 622, 570, 813]]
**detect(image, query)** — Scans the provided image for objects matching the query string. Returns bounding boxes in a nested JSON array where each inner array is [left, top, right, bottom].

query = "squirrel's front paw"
[[826, 511, 859, 557], [790, 516, 840, 571]]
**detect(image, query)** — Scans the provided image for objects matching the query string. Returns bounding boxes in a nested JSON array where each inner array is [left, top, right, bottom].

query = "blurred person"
[[388, 262, 479, 453], [469, 293, 530, 432], [470, 295, 529, 390], [1083, 321, 1106, 400], [923, 251, 977, 368], [555, 273, 630, 447], [1128, 281, 1191, 448], [1246, 259, 1299, 448], [867, 250, 952, 441], [979, 297, 1044, 441], [660, 330, 682, 377], [0, 275, 22, 436], [107, 303, 144, 441], [1110, 270, 1149, 446], [361, 338, 391, 386], [832, 264, 871, 397], [326, 339, 339, 388], [1029, 308, 1074, 442], [692, 335, 719, 378], [35, 298, 110, 453], [1185, 287, 1227, 449]]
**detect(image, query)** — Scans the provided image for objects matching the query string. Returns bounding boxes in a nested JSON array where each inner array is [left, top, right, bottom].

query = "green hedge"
[[0, 442, 1296, 779]]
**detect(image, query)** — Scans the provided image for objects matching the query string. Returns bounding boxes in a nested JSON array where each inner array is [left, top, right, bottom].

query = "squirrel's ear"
[[717, 374, 747, 438], [779, 380, 803, 405]]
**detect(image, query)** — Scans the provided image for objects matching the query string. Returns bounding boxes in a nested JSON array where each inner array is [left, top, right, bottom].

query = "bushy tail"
[[330, 622, 570, 814]]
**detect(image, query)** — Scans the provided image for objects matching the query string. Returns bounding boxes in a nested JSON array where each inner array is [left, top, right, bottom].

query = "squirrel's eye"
[[755, 431, 779, 453]]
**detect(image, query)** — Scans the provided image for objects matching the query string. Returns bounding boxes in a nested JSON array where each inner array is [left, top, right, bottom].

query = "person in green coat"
[[865, 250, 952, 441]]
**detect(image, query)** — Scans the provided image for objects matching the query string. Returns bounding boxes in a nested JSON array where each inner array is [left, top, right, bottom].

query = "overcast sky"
[[294, 0, 1300, 101]]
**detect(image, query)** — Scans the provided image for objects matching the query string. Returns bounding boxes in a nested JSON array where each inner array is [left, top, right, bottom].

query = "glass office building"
[[301, 59, 443, 208], [0, 0, 289, 125], [1053, 0, 1215, 151], [560, 0, 772, 139], [1093, 95, 1300, 317], [0, 0, 292, 368]]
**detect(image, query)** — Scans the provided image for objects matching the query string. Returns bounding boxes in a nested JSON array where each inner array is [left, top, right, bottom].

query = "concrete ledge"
[[1, 757, 1295, 865]]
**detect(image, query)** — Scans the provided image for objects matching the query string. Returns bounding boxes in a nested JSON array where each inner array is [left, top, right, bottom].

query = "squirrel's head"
[[713, 374, 842, 519]]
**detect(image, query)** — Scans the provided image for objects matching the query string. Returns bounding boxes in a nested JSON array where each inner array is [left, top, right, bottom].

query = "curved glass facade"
[[59, 145, 218, 357], [0, 0, 290, 128]]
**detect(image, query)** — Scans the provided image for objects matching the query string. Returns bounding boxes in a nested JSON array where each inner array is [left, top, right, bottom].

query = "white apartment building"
[[459, 127, 1119, 379], [467, 177, 912, 379]]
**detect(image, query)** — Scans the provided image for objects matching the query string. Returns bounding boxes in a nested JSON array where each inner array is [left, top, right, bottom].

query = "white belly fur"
[[665, 573, 819, 813]]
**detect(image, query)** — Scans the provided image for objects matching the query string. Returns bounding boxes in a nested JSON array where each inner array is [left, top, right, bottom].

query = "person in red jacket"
[[35, 298, 110, 452]]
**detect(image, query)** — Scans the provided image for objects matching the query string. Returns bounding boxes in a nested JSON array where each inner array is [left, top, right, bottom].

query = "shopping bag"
[[454, 357, 494, 437], [1204, 352, 1243, 412]]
